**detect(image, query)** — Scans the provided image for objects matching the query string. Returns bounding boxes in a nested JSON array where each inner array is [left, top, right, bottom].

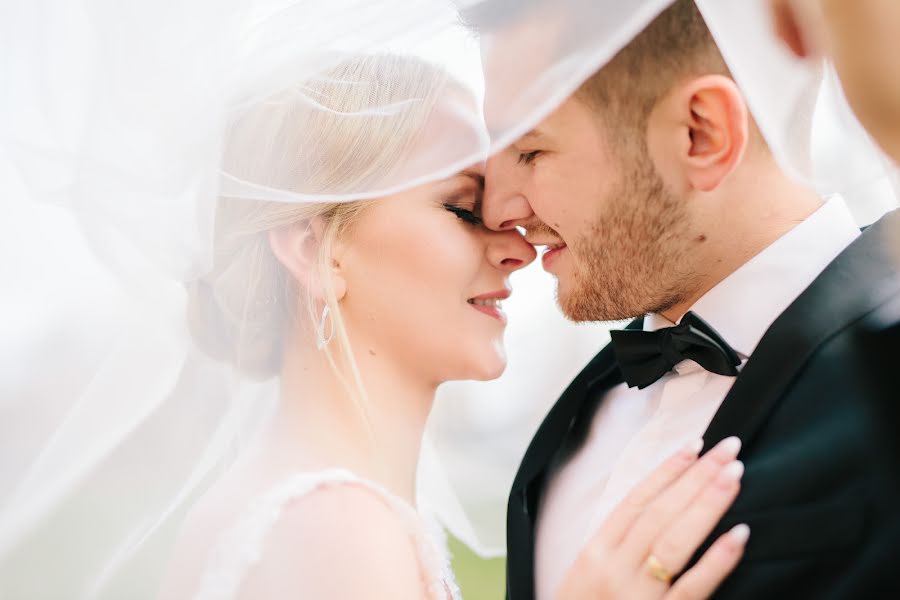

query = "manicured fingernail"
[[715, 436, 742, 458], [728, 523, 750, 545], [718, 460, 744, 485], [681, 438, 704, 457]]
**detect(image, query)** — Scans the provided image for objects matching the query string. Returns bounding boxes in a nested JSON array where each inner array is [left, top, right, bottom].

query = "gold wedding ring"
[[646, 554, 674, 584]]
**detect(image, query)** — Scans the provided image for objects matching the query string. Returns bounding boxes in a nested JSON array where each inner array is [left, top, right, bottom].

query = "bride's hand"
[[555, 437, 748, 599]]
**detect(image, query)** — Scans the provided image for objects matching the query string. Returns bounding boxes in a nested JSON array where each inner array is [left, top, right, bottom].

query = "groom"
[[479, 1, 900, 598]]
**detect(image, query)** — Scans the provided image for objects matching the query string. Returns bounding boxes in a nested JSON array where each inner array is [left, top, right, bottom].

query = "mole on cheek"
[[696, 234, 707, 243]]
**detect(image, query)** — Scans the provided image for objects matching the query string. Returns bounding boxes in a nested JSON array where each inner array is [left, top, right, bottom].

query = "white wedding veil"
[[2, 0, 897, 597]]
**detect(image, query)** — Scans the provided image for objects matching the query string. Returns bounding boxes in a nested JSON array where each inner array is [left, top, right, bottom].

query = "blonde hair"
[[188, 54, 454, 400]]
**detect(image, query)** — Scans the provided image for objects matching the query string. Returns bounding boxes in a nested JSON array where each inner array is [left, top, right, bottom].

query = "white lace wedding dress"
[[190, 468, 462, 600]]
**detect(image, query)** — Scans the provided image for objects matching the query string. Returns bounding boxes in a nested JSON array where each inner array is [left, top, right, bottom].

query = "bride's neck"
[[270, 333, 437, 505]]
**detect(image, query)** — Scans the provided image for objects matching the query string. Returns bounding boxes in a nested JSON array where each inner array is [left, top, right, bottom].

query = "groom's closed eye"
[[514, 127, 549, 166], [517, 150, 542, 166]]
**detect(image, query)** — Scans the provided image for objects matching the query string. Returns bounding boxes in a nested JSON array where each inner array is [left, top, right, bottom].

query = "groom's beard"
[[560, 151, 701, 323]]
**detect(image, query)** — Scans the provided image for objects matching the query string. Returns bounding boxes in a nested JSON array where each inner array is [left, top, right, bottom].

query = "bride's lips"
[[467, 289, 511, 324], [541, 243, 567, 270]]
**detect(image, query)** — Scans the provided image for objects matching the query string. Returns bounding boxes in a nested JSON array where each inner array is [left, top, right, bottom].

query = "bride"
[[159, 53, 747, 600]]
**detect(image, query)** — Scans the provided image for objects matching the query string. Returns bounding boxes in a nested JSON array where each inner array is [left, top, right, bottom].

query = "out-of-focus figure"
[[770, 0, 900, 164]]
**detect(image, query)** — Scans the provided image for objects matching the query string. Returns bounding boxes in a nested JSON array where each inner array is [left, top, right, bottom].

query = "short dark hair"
[[464, 0, 761, 149], [577, 0, 732, 138]]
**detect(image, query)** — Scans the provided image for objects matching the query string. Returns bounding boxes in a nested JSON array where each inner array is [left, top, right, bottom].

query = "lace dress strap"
[[194, 468, 460, 600]]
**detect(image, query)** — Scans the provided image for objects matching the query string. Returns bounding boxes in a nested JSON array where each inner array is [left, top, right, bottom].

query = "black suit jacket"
[[856, 291, 900, 471], [506, 210, 900, 600]]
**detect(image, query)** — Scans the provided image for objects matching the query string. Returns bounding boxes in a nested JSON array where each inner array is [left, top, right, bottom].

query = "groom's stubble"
[[559, 143, 702, 323], [543, 0, 724, 324]]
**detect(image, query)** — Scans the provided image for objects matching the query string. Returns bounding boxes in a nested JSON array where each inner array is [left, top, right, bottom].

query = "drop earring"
[[316, 304, 334, 350]]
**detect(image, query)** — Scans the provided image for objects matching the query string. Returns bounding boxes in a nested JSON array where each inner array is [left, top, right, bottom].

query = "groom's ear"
[[649, 74, 749, 193]]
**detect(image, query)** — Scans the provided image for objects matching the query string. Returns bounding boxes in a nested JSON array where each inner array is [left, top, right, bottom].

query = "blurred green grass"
[[448, 533, 506, 600]]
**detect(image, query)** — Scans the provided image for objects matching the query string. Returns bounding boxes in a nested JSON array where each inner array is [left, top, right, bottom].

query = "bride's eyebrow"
[[439, 171, 484, 204], [440, 171, 484, 202], [459, 170, 485, 190]]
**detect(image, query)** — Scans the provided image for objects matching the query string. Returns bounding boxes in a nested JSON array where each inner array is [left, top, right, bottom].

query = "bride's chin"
[[480, 363, 507, 381], [467, 349, 508, 381], [437, 340, 508, 382]]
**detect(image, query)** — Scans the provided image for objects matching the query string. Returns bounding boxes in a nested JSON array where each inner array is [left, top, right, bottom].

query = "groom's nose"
[[483, 152, 535, 232]]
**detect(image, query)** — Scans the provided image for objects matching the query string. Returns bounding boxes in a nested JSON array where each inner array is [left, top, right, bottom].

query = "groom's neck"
[[660, 164, 824, 323]]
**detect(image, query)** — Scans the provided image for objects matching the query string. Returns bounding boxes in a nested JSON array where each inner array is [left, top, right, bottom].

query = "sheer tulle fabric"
[[1, 0, 897, 598]]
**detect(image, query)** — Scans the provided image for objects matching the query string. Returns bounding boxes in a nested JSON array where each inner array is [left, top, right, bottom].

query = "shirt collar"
[[644, 196, 861, 359]]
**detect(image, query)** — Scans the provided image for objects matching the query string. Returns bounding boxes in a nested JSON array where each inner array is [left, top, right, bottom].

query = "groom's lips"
[[541, 243, 567, 270], [525, 234, 567, 271]]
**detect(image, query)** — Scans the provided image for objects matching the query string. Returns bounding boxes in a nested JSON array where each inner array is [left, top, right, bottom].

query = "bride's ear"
[[268, 217, 347, 303]]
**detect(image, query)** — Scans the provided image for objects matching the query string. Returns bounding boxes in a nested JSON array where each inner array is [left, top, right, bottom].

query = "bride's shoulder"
[[161, 469, 428, 600], [260, 469, 419, 539], [234, 470, 429, 600]]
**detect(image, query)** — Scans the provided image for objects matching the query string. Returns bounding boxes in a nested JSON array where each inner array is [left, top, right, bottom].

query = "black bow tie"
[[610, 312, 741, 389]]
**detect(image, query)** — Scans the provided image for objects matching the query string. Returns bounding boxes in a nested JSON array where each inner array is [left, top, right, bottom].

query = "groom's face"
[[483, 95, 699, 322]]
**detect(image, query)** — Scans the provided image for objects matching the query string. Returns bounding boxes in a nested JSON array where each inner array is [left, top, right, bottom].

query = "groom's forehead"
[[478, 9, 571, 134]]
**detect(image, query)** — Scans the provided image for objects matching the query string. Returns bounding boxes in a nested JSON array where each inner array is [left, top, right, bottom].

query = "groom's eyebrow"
[[519, 128, 546, 142]]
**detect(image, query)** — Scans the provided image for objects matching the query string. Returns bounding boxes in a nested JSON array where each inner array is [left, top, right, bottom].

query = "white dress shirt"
[[534, 197, 861, 600]]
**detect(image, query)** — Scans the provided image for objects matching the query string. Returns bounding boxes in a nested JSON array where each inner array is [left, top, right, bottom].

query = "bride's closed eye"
[[443, 202, 483, 226], [442, 190, 484, 227]]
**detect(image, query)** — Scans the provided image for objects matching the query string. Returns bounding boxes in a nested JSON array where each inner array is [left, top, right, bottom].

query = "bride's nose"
[[485, 228, 537, 272]]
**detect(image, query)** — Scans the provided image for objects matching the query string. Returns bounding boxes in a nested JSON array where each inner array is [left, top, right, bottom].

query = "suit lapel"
[[510, 317, 644, 493], [702, 210, 900, 452], [510, 349, 619, 490], [506, 319, 640, 600]]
